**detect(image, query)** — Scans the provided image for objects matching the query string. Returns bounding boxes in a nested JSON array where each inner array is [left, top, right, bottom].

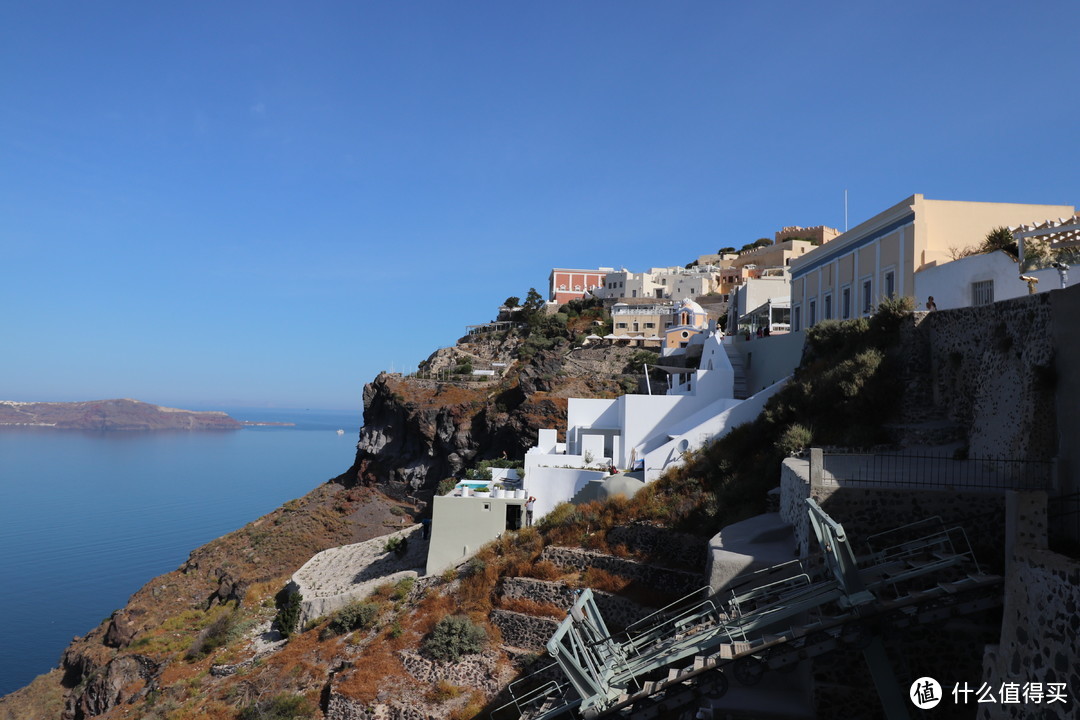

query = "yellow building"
[[789, 194, 1075, 330]]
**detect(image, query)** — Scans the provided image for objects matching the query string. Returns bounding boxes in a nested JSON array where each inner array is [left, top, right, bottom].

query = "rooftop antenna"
[[844, 189, 849, 232]]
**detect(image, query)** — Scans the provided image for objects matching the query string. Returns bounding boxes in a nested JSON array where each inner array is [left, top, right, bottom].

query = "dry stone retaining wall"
[[491, 609, 559, 652], [539, 546, 705, 598], [605, 524, 708, 569], [499, 577, 654, 630]]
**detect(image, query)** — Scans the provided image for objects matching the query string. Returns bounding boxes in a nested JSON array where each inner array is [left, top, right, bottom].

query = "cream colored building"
[[789, 194, 1075, 330], [731, 238, 819, 273], [611, 300, 675, 338], [596, 266, 721, 301]]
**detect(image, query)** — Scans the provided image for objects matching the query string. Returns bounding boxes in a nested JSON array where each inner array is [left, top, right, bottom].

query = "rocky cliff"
[[338, 330, 645, 500], [0, 318, 649, 719]]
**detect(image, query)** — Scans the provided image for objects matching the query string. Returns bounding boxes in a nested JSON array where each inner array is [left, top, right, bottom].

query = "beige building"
[[611, 300, 675, 339], [789, 194, 1075, 330], [775, 225, 841, 245], [596, 266, 721, 301], [731, 238, 819, 273]]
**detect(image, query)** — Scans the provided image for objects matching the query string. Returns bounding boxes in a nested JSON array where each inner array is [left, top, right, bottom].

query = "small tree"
[[503, 296, 520, 309], [982, 226, 1018, 257], [523, 288, 545, 312], [274, 586, 302, 638]]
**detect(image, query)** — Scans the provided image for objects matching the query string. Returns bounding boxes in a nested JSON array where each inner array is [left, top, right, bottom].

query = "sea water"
[[0, 409, 360, 696]]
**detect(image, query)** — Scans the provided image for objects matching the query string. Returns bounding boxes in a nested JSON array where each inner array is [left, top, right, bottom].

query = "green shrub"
[[437, 478, 458, 495], [384, 536, 403, 553], [238, 693, 315, 720], [274, 586, 302, 638], [389, 505, 408, 517], [392, 577, 416, 601], [321, 601, 379, 639], [776, 424, 813, 457], [422, 615, 487, 662], [185, 609, 250, 661]]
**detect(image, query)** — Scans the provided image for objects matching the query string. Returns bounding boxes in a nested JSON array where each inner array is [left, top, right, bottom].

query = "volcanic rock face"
[[339, 339, 643, 500]]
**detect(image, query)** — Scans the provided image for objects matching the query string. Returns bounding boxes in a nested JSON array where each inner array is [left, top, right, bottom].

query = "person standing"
[[525, 496, 536, 527], [926, 296, 937, 311]]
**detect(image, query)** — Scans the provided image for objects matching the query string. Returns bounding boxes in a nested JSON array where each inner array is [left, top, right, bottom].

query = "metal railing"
[[820, 451, 1054, 492]]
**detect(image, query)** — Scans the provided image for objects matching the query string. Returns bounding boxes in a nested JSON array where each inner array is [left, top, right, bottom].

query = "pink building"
[[549, 267, 613, 304]]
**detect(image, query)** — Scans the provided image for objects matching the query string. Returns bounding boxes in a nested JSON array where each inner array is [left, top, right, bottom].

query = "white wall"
[[522, 465, 609, 520], [643, 379, 787, 482], [914, 251, 1077, 310]]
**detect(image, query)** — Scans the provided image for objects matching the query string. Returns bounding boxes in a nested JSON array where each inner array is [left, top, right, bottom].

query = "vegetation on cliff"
[[0, 298, 920, 720]]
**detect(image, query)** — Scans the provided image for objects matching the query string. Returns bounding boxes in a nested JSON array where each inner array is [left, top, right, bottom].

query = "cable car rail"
[[491, 499, 1003, 720]]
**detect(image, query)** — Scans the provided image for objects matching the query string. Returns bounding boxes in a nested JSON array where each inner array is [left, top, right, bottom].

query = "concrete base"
[[707, 512, 798, 594]]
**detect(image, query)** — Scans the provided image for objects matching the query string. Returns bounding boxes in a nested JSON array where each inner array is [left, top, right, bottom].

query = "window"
[[842, 287, 851, 319], [809, 299, 817, 327], [862, 280, 873, 314], [644, 322, 655, 328], [972, 280, 994, 306], [884, 271, 895, 299], [824, 294, 832, 320], [616, 322, 627, 329], [794, 305, 801, 332]]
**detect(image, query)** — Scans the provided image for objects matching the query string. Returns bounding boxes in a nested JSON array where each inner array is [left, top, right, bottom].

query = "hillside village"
[[4, 192, 1080, 720]]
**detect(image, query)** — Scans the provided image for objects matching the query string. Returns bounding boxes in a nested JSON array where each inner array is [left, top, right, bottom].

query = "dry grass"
[[496, 597, 565, 619], [581, 568, 631, 594], [519, 560, 561, 581], [448, 691, 489, 720], [427, 679, 465, 703]]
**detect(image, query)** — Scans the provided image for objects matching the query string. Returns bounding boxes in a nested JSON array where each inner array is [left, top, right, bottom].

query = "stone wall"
[[906, 294, 1058, 459], [499, 577, 655, 630], [980, 493, 1080, 719], [491, 609, 559, 652], [781, 455, 1007, 567], [539, 546, 705, 598], [605, 523, 708, 570], [780, 458, 812, 556]]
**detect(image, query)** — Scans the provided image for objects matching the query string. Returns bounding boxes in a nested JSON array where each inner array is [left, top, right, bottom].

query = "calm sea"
[[0, 408, 361, 696]]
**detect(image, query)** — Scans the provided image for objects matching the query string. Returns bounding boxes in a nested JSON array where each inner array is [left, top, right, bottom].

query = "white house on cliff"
[[523, 329, 786, 521]]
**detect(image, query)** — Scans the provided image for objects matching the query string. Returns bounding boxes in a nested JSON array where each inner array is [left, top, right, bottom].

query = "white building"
[[595, 266, 722, 301], [523, 330, 786, 521], [726, 270, 791, 335], [914, 250, 1075, 309]]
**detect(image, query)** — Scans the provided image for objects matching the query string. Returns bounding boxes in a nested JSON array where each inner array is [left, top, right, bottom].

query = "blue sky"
[[2, 1, 1078, 411]]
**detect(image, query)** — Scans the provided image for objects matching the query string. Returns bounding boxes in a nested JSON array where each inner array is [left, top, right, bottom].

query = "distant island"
[[0, 399, 242, 431]]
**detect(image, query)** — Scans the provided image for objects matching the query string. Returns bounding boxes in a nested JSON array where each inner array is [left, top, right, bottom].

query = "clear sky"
[[2, 1, 1078, 411]]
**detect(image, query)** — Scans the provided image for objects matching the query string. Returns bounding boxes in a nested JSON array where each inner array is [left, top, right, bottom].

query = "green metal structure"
[[494, 498, 1003, 720]]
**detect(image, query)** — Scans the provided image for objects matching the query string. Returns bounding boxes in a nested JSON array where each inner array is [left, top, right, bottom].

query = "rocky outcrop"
[[61, 654, 158, 720], [339, 341, 641, 499]]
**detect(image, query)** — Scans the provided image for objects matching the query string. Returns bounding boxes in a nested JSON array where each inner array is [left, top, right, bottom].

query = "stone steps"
[[291, 525, 428, 626]]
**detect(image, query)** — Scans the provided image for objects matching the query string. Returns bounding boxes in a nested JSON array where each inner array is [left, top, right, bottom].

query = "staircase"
[[722, 344, 749, 399]]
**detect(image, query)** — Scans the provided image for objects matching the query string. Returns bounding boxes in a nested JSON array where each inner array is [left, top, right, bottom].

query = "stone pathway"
[[292, 525, 428, 625]]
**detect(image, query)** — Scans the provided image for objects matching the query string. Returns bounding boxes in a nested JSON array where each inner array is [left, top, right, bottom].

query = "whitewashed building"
[[523, 330, 786, 521]]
